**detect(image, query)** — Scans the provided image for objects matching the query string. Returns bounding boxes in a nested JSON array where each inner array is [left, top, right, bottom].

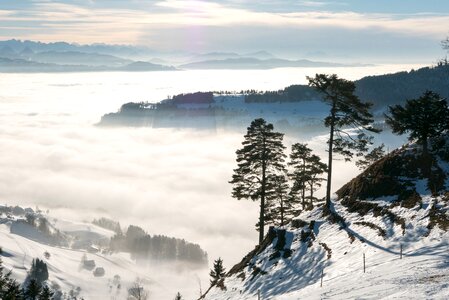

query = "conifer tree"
[[385, 91, 449, 156], [4, 279, 24, 300], [0, 255, 9, 293], [28, 259, 49, 284], [209, 257, 226, 285], [230, 118, 286, 244], [305, 154, 327, 208], [39, 285, 53, 300], [174, 292, 183, 300], [266, 174, 291, 227], [288, 143, 313, 210], [24, 279, 41, 300], [308, 74, 380, 213]]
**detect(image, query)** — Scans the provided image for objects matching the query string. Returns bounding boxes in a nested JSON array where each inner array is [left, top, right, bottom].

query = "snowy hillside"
[[203, 139, 449, 299], [0, 211, 207, 299]]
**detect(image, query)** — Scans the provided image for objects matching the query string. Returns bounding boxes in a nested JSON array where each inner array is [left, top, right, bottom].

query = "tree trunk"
[[280, 197, 284, 227], [302, 159, 306, 210], [325, 101, 336, 212], [259, 143, 267, 245], [422, 136, 428, 156], [309, 181, 314, 208]]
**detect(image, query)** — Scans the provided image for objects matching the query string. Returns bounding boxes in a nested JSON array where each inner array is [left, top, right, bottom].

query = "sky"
[[0, 1, 448, 62]]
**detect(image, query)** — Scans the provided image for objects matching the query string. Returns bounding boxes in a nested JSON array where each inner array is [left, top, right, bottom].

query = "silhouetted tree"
[[288, 143, 312, 210], [28, 259, 48, 284], [174, 292, 183, 300], [305, 154, 327, 208], [441, 36, 449, 65], [356, 144, 386, 170], [4, 279, 24, 300], [1, 254, 24, 299], [442, 36, 449, 51], [230, 118, 286, 244], [39, 285, 54, 300], [308, 74, 380, 213], [266, 174, 291, 227], [288, 143, 327, 210], [385, 91, 449, 156], [209, 258, 226, 285], [24, 279, 41, 300]]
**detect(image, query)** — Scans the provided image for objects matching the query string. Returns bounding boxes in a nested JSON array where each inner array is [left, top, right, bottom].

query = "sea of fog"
[[0, 65, 417, 298]]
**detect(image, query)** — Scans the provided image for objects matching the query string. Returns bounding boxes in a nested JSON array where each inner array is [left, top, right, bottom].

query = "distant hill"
[[355, 64, 449, 109], [179, 57, 351, 70], [99, 64, 449, 130], [29, 51, 133, 66], [239, 64, 449, 109], [0, 57, 177, 73]]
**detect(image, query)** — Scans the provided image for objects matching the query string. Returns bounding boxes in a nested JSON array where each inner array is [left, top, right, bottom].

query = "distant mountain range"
[[0, 39, 365, 72], [0, 57, 176, 73], [179, 57, 361, 70]]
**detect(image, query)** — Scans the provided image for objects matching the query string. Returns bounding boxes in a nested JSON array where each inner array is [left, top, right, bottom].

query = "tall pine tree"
[[305, 154, 327, 208], [308, 74, 379, 213], [385, 91, 449, 156], [230, 118, 286, 244], [24, 279, 41, 300], [288, 143, 312, 210], [39, 285, 54, 300], [266, 174, 291, 227]]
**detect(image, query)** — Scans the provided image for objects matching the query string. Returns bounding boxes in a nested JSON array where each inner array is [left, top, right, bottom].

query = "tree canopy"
[[385, 90, 449, 155], [230, 118, 286, 244]]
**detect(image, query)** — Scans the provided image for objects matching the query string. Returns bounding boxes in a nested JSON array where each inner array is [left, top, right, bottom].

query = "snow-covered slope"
[[0, 215, 150, 298], [204, 139, 449, 299], [0, 212, 206, 299]]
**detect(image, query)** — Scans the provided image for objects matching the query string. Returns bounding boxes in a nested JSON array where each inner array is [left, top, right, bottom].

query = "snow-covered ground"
[[204, 143, 449, 300], [0, 212, 206, 299]]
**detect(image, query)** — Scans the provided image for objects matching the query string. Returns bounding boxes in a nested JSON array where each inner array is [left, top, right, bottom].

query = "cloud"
[[0, 0, 447, 56]]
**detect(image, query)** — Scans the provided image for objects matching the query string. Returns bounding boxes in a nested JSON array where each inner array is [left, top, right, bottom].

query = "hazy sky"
[[1, 0, 448, 61]]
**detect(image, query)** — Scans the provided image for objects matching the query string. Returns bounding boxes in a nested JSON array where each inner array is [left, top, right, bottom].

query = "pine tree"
[[288, 143, 313, 210], [308, 74, 380, 213], [28, 259, 49, 284], [209, 257, 226, 285], [174, 292, 183, 300], [355, 144, 386, 170], [266, 174, 291, 227], [1, 253, 24, 300], [0, 254, 9, 293], [39, 285, 53, 300], [230, 118, 286, 244], [385, 91, 449, 156], [305, 154, 327, 208], [4, 279, 24, 300], [24, 279, 41, 300]]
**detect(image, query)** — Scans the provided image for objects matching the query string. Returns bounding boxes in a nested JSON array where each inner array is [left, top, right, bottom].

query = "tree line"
[[110, 225, 208, 265]]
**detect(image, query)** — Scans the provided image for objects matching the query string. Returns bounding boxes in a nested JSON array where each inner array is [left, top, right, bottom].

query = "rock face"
[[202, 137, 449, 300], [337, 144, 447, 205]]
